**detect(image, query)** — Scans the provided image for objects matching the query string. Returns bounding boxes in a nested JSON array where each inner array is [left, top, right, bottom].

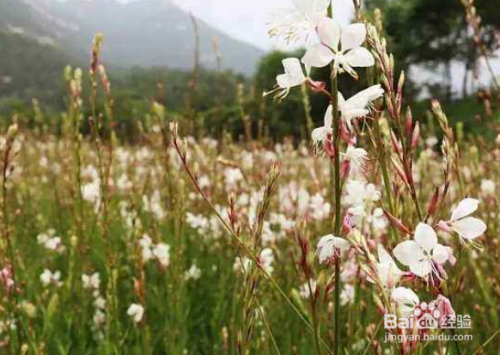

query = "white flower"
[[268, 0, 330, 45], [127, 303, 144, 323], [338, 85, 384, 128], [259, 248, 275, 274], [139, 234, 154, 262], [272, 58, 307, 99], [344, 180, 380, 207], [342, 145, 368, 173], [316, 234, 350, 264], [299, 279, 317, 299], [93, 309, 106, 326], [224, 167, 244, 189], [393, 223, 449, 279], [184, 265, 201, 281], [94, 296, 106, 310], [82, 272, 100, 290], [391, 287, 419, 318], [153, 243, 171, 268], [480, 180, 495, 196], [311, 105, 333, 144], [340, 284, 355, 306], [40, 269, 62, 287], [374, 245, 403, 289], [441, 198, 487, 242], [233, 256, 252, 273], [302, 18, 374, 77]]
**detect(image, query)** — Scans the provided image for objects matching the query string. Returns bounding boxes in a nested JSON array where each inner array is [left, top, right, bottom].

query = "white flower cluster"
[[82, 272, 106, 337], [139, 234, 171, 268]]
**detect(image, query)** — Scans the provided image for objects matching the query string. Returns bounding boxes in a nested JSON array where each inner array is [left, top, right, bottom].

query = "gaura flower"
[[302, 18, 374, 78], [338, 85, 384, 128], [259, 248, 275, 274], [374, 245, 403, 290], [316, 234, 350, 264], [40, 269, 62, 288], [268, 0, 330, 45], [391, 287, 419, 318], [127, 303, 144, 323], [343, 180, 380, 208], [393, 223, 449, 280], [439, 198, 487, 244], [299, 279, 317, 299], [311, 105, 333, 144], [82, 272, 101, 290], [267, 58, 307, 100], [341, 145, 368, 173]]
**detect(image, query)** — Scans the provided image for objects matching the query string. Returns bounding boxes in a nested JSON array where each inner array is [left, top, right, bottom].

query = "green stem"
[[328, 3, 342, 354]]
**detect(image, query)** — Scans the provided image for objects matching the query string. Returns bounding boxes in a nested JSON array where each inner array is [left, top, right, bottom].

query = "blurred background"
[[0, 0, 499, 141]]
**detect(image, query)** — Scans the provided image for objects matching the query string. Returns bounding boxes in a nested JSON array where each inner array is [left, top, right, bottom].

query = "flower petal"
[[341, 23, 367, 52], [302, 44, 335, 70], [393, 240, 422, 266], [343, 47, 374, 67], [410, 260, 432, 278], [452, 217, 487, 240], [324, 105, 333, 127], [332, 236, 350, 251], [391, 287, 419, 307], [432, 244, 450, 264], [414, 223, 437, 253], [317, 17, 340, 51], [450, 198, 479, 221]]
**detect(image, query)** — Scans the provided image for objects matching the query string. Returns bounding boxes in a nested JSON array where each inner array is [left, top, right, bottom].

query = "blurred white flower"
[[233, 256, 252, 274], [344, 180, 380, 207], [391, 287, 419, 318], [299, 279, 317, 299], [224, 167, 244, 189], [82, 272, 101, 290], [127, 303, 144, 323], [40, 269, 62, 287], [184, 265, 201, 281], [316, 234, 350, 264], [259, 248, 275, 274], [480, 180, 495, 196], [153, 243, 171, 268], [340, 284, 355, 306]]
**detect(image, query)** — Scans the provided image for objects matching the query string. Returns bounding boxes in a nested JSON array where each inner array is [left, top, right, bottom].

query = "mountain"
[[57, 0, 264, 75], [0, 0, 263, 100], [0, 0, 77, 99]]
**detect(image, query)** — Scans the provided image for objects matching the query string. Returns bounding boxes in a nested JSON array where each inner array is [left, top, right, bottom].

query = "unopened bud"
[[411, 122, 420, 149], [383, 210, 411, 235]]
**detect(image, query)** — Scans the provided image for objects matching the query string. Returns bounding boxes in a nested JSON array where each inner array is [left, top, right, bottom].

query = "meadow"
[[1, 1, 500, 355]]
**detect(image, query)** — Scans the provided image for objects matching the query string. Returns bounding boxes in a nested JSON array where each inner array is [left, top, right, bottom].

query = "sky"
[[108, 0, 354, 50], [172, 0, 354, 50]]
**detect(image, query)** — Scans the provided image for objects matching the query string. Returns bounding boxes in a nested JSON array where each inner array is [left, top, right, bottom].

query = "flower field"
[[1, 0, 500, 354]]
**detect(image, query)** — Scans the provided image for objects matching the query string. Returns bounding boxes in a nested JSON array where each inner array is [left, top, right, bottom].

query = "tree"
[[367, 0, 500, 99]]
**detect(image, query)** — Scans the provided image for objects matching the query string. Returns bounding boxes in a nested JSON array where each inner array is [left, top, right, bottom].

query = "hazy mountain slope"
[[57, 0, 263, 74], [0, 0, 78, 98], [0, 0, 262, 100]]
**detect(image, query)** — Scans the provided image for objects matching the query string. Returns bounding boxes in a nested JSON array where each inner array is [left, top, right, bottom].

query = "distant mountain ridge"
[[1, 0, 263, 74]]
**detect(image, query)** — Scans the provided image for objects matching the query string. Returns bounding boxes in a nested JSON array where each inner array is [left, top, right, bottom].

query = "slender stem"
[[328, 4, 342, 354]]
